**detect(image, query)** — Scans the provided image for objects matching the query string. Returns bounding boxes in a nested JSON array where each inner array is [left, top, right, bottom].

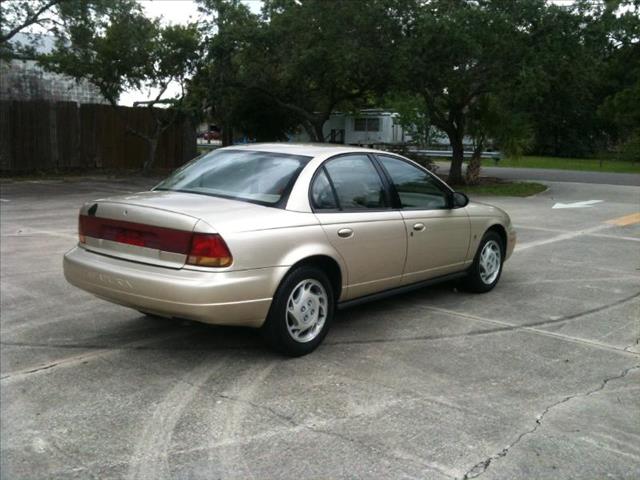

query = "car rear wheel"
[[463, 231, 504, 293], [261, 266, 334, 356]]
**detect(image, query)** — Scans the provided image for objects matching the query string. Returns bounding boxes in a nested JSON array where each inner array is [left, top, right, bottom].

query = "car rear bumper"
[[63, 246, 287, 327]]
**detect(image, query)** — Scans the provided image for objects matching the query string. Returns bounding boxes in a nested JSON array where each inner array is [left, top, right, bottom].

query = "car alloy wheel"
[[463, 231, 504, 293], [261, 265, 335, 356], [479, 239, 502, 285], [285, 279, 328, 343]]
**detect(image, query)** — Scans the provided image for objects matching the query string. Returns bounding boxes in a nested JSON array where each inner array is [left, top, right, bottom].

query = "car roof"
[[220, 143, 380, 157]]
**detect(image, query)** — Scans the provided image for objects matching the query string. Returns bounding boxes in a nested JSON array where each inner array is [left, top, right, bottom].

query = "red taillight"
[[115, 229, 146, 247], [78, 214, 192, 253], [78, 214, 232, 268], [187, 233, 233, 267]]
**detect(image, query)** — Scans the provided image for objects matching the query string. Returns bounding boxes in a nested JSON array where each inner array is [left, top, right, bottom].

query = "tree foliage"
[[507, 0, 640, 158], [395, 0, 550, 183], [197, 0, 403, 143], [40, 0, 201, 170], [22, 0, 640, 175], [0, 0, 64, 55]]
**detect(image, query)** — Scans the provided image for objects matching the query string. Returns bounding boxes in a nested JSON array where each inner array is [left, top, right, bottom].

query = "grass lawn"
[[452, 181, 548, 197], [480, 156, 640, 174]]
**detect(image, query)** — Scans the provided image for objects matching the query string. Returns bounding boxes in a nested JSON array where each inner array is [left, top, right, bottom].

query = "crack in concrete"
[[528, 291, 640, 327], [327, 291, 640, 355], [2, 293, 637, 381], [0, 331, 194, 382], [421, 291, 640, 333], [460, 364, 640, 480]]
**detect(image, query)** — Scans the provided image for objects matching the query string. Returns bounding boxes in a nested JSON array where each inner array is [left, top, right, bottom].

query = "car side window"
[[378, 155, 449, 210], [311, 169, 338, 210], [323, 155, 388, 210]]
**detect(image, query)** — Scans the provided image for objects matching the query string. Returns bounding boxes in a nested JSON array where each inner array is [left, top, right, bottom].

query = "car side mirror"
[[452, 191, 469, 208]]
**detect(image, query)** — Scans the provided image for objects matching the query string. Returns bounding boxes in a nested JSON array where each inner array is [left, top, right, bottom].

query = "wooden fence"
[[0, 100, 197, 173]]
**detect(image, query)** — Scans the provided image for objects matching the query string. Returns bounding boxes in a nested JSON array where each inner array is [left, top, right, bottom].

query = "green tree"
[[397, 0, 544, 184], [198, 0, 402, 143], [384, 93, 431, 146], [596, 1, 640, 160], [465, 96, 533, 184], [512, 2, 605, 157], [41, 0, 201, 170], [509, 0, 640, 158], [0, 0, 65, 57], [194, 0, 286, 145]]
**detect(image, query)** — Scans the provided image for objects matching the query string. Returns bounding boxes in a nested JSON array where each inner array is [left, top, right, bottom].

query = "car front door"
[[311, 154, 407, 301], [376, 155, 471, 285]]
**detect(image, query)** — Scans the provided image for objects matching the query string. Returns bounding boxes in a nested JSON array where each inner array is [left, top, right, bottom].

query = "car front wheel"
[[261, 266, 334, 356], [464, 231, 504, 293]]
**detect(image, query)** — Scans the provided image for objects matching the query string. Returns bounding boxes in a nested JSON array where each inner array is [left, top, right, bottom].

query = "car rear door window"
[[311, 169, 338, 210], [323, 155, 388, 210], [378, 155, 448, 210]]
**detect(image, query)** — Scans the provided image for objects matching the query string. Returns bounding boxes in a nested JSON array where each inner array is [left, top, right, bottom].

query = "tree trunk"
[[465, 152, 482, 185], [143, 137, 159, 172], [312, 121, 325, 143], [301, 121, 317, 142], [448, 132, 465, 185], [222, 124, 233, 146], [301, 120, 325, 142]]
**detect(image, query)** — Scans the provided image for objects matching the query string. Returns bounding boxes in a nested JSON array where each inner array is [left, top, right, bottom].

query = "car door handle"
[[337, 228, 353, 238], [413, 223, 426, 232]]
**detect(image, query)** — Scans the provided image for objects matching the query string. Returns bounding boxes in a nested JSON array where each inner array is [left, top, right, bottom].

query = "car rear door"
[[311, 154, 407, 301], [376, 155, 471, 285]]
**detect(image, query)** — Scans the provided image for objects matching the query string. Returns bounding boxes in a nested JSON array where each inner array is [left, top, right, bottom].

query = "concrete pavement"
[[1, 176, 639, 479]]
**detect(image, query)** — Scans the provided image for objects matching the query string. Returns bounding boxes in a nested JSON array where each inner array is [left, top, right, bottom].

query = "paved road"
[[436, 161, 640, 186], [1, 177, 639, 479]]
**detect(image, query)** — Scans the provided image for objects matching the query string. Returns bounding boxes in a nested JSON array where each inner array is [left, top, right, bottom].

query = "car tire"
[[261, 266, 335, 357], [463, 231, 504, 293]]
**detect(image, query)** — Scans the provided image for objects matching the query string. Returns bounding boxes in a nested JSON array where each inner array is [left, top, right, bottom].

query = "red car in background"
[[200, 130, 221, 141]]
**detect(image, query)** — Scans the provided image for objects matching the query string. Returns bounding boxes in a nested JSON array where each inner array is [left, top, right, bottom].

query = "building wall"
[[0, 59, 108, 104]]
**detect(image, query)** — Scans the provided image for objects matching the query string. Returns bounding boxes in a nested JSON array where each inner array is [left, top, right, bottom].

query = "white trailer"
[[289, 109, 413, 145], [342, 109, 412, 145]]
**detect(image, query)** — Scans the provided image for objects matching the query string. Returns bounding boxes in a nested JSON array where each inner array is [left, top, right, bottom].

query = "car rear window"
[[154, 149, 311, 206]]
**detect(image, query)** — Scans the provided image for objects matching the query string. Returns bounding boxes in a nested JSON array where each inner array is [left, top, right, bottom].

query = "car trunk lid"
[[78, 192, 212, 269]]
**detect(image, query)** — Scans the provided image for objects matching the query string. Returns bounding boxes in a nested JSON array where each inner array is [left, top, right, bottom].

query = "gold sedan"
[[64, 144, 516, 356]]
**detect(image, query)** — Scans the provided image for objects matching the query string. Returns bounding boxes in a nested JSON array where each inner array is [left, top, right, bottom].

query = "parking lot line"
[[516, 224, 640, 243], [606, 212, 640, 226], [514, 224, 612, 252]]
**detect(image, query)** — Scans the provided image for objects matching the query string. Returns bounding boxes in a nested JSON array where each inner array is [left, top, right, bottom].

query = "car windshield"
[[154, 149, 311, 206]]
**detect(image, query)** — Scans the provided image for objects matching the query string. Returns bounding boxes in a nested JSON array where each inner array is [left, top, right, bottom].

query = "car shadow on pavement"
[[144, 282, 462, 356], [20, 282, 461, 362]]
